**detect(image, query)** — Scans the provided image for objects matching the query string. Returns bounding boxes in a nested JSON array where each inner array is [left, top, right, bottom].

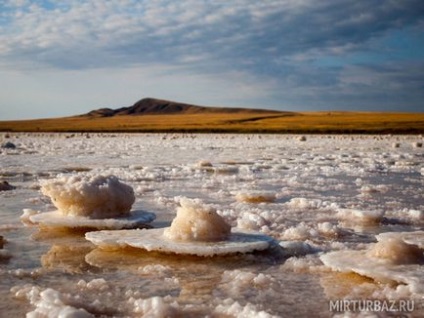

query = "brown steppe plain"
[[1, 98, 423, 134]]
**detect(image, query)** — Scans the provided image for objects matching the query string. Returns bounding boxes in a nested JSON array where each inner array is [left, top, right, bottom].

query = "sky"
[[0, 0, 423, 120]]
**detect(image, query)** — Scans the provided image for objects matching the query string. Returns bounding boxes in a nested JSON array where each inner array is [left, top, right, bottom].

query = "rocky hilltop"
[[85, 98, 282, 117]]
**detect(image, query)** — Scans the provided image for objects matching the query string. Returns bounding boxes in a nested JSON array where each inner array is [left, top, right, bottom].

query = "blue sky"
[[0, 0, 423, 120]]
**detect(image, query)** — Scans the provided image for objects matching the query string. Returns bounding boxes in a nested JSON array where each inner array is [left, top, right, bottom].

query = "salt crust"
[[14, 281, 276, 318], [40, 174, 135, 218], [86, 228, 273, 256], [215, 299, 278, 318], [86, 197, 274, 256], [14, 285, 93, 318], [28, 209, 155, 230], [321, 231, 424, 293], [336, 208, 384, 225]]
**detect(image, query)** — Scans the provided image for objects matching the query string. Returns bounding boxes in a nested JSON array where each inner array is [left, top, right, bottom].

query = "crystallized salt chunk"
[[163, 198, 231, 242], [133, 296, 174, 316], [367, 235, 423, 265], [214, 299, 278, 318], [375, 231, 424, 250], [40, 174, 135, 219], [336, 208, 384, 225], [20, 286, 93, 318], [321, 231, 424, 293], [407, 209, 424, 221]]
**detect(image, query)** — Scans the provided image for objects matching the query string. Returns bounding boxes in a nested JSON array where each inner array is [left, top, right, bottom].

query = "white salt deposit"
[[14, 286, 93, 318], [24, 174, 155, 229], [87, 197, 275, 256], [321, 231, 424, 293], [163, 197, 231, 242], [28, 210, 155, 230], [2, 133, 424, 316], [375, 231, 424, 249], [40, 174, 135, 218], [215, 299, 278, 318], [336, 208, 384, 225], [86, 228, 273, 257]]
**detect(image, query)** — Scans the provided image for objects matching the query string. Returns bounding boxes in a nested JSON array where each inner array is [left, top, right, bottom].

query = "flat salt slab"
[[321, 231, 424, 294], [85, 228, 274, 256], [29, 210, 155, 230], [376, 231, 424, 249]]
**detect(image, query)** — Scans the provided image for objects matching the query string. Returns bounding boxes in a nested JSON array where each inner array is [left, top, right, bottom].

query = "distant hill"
[[84, 97, 285, 117], [1, 97, 424, 134]]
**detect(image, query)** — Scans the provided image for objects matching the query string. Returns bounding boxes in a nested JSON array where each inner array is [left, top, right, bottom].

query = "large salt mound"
[[86, 198, 275, 256], [40, 174, 135, 218], [28, 174, 155, 229], [163, 198, 231, 242], [321, 231, 424, 293]]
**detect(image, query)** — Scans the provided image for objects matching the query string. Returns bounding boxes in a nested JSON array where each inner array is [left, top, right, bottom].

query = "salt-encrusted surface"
[[28, 210, 155, 229], [321, 231, 424, 293], [1, 133, 424, 316], [86, 228, 274, 256]]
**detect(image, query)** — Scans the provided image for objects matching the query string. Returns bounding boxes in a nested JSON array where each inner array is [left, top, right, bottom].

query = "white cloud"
[[0, 0, 423, 117]]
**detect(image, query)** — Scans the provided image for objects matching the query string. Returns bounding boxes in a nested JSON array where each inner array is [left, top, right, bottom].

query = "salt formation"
[[27, 174, 155, 229], [40, 174, 135, 218], [86, 197, 275, 256], [163, 198, 231, 242], [336, 208, 383, 225], [235, 191, 276, 203], [321, 231, 424, 293]]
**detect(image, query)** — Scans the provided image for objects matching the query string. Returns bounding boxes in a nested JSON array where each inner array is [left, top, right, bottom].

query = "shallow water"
[[1, 133, 423, 317]]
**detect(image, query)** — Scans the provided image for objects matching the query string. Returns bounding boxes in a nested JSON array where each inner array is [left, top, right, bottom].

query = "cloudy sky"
[[1, 0, 423, 119]]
